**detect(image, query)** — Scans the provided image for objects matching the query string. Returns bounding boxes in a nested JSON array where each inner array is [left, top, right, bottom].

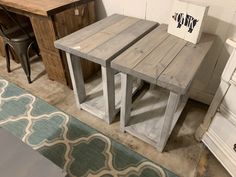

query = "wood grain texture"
[[132, 35, 186, 84], [120, 73, 133, 132], [79, 72, 139, 121], [101, 66, 116, 124], [53, 2, 99, 85], [96, 0, 236, 105], [30, 16, 58, 53], [80, 72, 122, 121], [55, 14, 125, 51], [66, 53, 86, 109], [78, 71, 140, 122], [30, 16, 67, 84], [157, 91, 180, 152], [54, 14, 157, 123], [0, 37, 4, 57], [88, 19, 157, 63], [123, 85, 187, 151], [0, 1, 97, 87], [77, 17, 140, 54], [0, 0, 94, 16], [111, 24, 169, 74], [112, 24, 216, 94], [54, 14, 157, 66], [157, 34, 216, 94]]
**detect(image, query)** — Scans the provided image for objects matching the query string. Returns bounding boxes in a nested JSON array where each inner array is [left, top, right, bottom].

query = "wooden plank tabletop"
[[111, 24, 216, 94], [0, 0, 93, 16], [54, 14, 158, 66]]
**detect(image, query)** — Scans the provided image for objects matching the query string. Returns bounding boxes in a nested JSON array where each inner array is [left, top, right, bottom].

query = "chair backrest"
[[0, 22, 9, 38], [0, 6, 32, 40], [0, 8, 12, 38]]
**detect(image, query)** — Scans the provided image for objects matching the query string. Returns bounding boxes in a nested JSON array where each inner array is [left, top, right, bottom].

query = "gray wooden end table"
[[54, 14, 157, 124], [111, 24, 215, 152]]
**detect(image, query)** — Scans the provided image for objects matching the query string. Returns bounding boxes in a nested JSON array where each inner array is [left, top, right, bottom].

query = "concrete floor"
[[0, 57, 231, 177]]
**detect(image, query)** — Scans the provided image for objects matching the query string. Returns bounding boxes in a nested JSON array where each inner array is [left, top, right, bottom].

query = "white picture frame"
[[167, 0, 209, 44]]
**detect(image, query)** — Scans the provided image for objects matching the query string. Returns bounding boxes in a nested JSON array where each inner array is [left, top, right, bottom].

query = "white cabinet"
[[220, 84, 236, 126], [197, 39, 236, 177], [203, 113, 236, 176]]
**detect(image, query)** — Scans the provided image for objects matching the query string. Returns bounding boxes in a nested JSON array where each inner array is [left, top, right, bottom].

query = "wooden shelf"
[[81, 72, 140, 120], [125, 85, 188, 147]]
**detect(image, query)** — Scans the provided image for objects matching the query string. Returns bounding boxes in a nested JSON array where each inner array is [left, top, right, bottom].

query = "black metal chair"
[[0, 6, 39, 83]]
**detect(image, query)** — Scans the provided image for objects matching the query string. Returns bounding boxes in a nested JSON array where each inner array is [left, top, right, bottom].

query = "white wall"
[[95, 0, 236, 104]]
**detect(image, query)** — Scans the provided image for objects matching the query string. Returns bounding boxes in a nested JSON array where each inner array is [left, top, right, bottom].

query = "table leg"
[[66, 53, 86, 109], [30, 16, 67, 84], [120, 73, 133, 132], [157, 91, 180, 152], [102, 66, 116, 124]]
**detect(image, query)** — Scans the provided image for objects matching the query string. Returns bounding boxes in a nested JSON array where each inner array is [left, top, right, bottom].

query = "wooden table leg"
[[101, 66, 116, 124], [157, 91, 181, 152], [66, 53, 86, 109], [30, 15, 67, 85], [120, 73, 133, 132]]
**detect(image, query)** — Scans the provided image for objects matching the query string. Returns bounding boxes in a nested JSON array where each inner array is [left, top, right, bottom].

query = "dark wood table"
[[55, 14, 157, 124], [0, 0, 99, 87], [111, 24, 216, 152], [0, 129, 66, 177]]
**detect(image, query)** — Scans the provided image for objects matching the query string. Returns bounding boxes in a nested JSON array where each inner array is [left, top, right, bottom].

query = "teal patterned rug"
[[0, 78, 178, 177]]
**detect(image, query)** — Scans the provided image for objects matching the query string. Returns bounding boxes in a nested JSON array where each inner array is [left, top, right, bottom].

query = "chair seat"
[[0, 6, 39, 84], [10, 31, 35, 42], [3, 23, 34, 42]]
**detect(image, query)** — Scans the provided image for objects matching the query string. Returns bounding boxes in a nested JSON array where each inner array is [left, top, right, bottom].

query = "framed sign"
[[168, 0, 209, 44]]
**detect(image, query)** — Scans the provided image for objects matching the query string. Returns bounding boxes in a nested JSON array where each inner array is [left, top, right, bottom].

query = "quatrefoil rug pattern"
[[0, 78, 178, 177]]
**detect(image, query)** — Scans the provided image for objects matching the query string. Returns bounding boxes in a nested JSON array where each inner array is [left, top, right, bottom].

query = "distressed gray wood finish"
[[157, 91, 180, 151], [112, 24, 215, 151], [124, 85, 188, 151], [111, 24, 216, 94], [0, 129, 65, 177], [120, 73, 133, 132], [56, 15, 157, 123], [102, 66, 116, 123], [55, 14, 158, 67], [79, 72, 140, 123], [80, 72, 121, 122], [66, 53, 86, 109]]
